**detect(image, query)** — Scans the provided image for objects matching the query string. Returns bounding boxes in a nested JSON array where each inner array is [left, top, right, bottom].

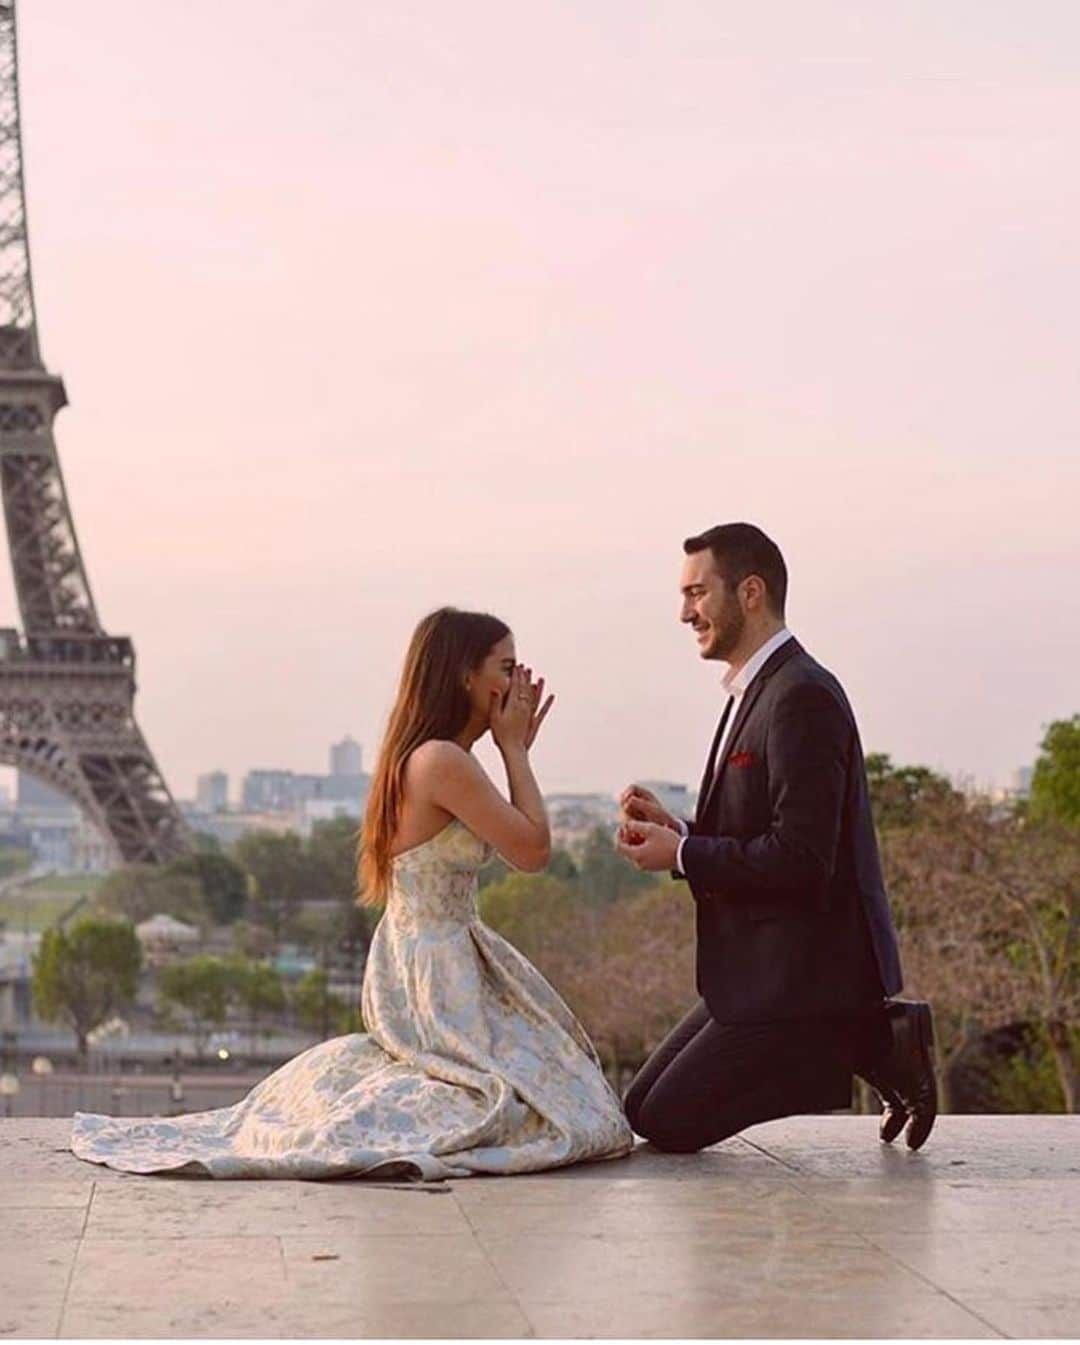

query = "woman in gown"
[[71, 607, 633, 1180]]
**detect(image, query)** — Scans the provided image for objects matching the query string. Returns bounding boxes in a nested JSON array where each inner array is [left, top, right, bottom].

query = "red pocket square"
[[729, 750, 757, 768]]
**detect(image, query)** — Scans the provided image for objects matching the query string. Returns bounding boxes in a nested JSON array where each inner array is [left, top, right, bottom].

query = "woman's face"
[[466, 634, 517, 726]]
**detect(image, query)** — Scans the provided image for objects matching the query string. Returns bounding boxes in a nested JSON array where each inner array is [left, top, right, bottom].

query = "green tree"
[[479, 846, 578, 891], [478, 872, 582, 958], [0, 845, 32, 882], [1029, 715, 1080, 827], [960, 1024, 1075, 1113], [306, 815, 361, 901], [94, 865, 207, 928], [157, 955, 233, 1061], [884, 786, 1079, 1112], [229, 957, 287, 1056], [578, 825, 657, 904], [233, 831, 310, 944], [571, 881, 697, 1082], [32, 916, 141, 1060], [165, 851, 249, 926], [478, 854, 511, 889], [230, 919, 277, 960], [478, 870, 696, 1084], [303, 816, 375, 965], [292, 967, 345, 1040], [546, 847, 579, 880], [865, 753, 958, 831]]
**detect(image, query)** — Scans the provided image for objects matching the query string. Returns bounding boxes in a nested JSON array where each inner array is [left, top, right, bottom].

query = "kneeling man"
[[617, 523, 937, 1152]]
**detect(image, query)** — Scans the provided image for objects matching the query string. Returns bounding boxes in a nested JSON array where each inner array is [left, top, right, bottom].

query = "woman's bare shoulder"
[[406, 739, 476, 780]]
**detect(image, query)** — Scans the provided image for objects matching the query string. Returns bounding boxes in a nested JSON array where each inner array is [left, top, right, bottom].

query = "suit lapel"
[[697, 636, 804, 822], [697, 678, 767, 821]]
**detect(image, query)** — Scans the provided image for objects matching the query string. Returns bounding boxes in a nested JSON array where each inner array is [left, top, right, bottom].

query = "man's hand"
[[614, 820, 681, 873], [619, 784, 680, 832]]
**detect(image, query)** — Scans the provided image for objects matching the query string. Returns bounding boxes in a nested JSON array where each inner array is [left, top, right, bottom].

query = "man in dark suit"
[[615, 522, 937, 1151]]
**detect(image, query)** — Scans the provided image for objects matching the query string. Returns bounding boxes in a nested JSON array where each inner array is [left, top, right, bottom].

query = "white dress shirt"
[[674, 627, 793, 876]]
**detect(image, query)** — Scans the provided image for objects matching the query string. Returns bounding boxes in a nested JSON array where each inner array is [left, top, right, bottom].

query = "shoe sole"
[[879, 1109, 907, 1145]]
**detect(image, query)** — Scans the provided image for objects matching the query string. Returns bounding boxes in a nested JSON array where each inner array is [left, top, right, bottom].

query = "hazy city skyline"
[[0, 2, 1076, 804]]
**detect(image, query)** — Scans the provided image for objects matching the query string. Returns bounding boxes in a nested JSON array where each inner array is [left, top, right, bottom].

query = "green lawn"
[[0, 893, 76, 933], [0, 874, 102, 933], [23, 874, 102, 898]]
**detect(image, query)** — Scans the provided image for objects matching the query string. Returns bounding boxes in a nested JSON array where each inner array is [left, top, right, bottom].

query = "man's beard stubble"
[[703, 599, 745, 662]]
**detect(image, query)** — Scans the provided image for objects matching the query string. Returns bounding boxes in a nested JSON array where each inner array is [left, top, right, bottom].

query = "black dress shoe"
[[883, 1000, 938, 1151]]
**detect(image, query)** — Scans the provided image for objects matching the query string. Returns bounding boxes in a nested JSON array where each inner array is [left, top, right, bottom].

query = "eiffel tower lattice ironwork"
[[0, 0, 189, 864]]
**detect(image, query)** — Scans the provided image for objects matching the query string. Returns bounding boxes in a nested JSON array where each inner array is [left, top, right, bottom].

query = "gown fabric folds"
[[71, 820, 633, 1180]]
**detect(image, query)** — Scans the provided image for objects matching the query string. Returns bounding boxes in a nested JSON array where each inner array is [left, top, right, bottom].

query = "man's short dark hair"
[[683, 522, 788, 617]]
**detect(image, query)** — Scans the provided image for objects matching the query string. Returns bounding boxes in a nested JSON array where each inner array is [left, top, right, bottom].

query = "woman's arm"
[[411, 740, 551, 872], [407, 665, 554, 872]]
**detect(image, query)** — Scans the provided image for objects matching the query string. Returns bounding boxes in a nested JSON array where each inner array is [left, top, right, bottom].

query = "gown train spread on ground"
[[71, 820, 633, 1179]]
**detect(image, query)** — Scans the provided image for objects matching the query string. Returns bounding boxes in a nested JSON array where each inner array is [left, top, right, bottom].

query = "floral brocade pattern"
[[71, 820, 633, 1180]]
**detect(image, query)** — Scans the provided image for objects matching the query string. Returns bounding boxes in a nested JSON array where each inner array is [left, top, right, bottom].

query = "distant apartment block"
[[237, 736, 370, 818], [330, 736, 363, 778], [241, 770, 327, 812], [180, 804, 299, 847], [298, 798, 364, 838], [16, 770, 76, 813], [545, 792, 619, 852], [0, 780, 113, 873], [196, 770, 229, 813]]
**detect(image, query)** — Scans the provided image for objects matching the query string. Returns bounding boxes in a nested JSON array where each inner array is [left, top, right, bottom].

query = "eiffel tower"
[[0, 1, 188, 864]]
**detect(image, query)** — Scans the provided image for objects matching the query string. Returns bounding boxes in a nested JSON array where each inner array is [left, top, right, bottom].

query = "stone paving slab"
[[0, 1114, 1076, 1339]]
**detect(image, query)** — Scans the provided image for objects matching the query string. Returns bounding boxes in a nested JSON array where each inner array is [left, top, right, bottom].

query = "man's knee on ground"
[[634, 1097, 709, 1154]]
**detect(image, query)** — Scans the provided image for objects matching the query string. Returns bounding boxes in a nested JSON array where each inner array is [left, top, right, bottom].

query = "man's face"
[[680, 550, 745, 661]]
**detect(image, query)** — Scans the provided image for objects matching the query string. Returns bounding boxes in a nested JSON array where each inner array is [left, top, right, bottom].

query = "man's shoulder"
[[769, 645, 854, 717]]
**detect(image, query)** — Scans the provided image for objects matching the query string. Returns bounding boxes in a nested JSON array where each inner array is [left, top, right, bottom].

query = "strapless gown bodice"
[[383, 818, 492, 932], [71, 819, 633, 1180]]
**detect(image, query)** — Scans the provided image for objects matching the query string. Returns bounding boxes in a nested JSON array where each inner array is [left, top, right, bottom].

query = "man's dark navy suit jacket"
[[679, 637, 903, 1024]]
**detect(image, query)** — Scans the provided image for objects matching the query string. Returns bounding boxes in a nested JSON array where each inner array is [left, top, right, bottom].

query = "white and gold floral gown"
[[71, 820, 633, 1180]]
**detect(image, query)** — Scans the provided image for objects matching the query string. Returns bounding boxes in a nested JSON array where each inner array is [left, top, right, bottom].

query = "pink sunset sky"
[[4, 1, 1077, 800]]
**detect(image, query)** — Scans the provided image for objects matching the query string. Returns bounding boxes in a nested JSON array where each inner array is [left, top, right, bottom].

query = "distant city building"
[[196, 770, 229, 813], [242, 770, 326, 812], [72, 814, 115, 873], [180, 803, 299, 847], [546, 793, 619, 827], [16, 771, 77, 814], [297, 798, 363, 838], [0, 931, 37, 1033], [545, 793, 620, 853], [0, 786, 112, 873], [325, 736, 368, 808], [235, 741, 369, 818], [330, 736, 363, 778], [323, 772, 368, 805], [1013, 766, 1034, 798]]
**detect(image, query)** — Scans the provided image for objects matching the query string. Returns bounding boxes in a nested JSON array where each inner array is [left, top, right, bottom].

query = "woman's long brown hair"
[[358, 607, 511, 905]]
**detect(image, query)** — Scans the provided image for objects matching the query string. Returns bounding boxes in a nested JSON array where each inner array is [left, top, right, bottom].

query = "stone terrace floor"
[[1, 1115, 1077, 1339]]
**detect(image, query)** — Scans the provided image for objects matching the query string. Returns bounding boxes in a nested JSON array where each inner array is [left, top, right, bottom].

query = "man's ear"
[[742, 574, 766, 611]]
